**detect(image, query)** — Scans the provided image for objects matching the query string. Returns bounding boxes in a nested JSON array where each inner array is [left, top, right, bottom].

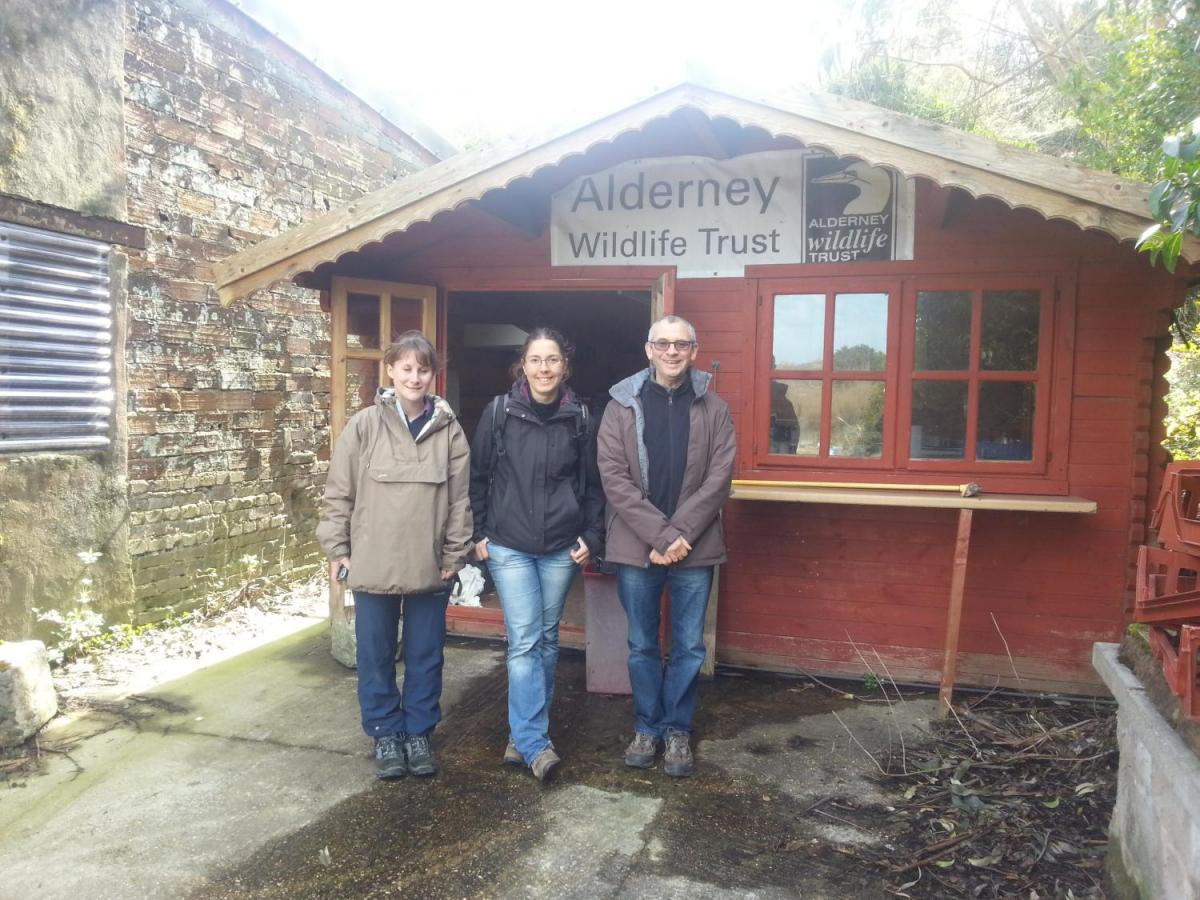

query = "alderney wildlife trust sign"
[[550, 150, 915, 278]]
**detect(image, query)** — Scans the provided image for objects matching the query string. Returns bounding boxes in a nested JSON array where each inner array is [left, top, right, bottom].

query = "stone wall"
[[121, 0, 434, 618], [0, 0, 134, 639], [0, 0, 127, 218]]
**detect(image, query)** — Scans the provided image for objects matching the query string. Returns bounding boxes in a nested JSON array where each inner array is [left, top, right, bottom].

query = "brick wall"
[[121, 0, 435, 617]]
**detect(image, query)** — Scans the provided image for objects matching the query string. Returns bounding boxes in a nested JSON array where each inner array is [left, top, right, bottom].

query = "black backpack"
[[488, 394, 590, 501]]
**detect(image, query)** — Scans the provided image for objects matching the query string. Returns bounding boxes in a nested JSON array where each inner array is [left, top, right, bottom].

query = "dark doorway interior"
[[446, 290, 651, 441]]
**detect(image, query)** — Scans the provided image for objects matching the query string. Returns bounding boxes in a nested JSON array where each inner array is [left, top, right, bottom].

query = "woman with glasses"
[[469, 327, 604, 782]]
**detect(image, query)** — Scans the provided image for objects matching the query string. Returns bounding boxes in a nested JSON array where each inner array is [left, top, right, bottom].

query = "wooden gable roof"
[[216, 82, 1197, 304]]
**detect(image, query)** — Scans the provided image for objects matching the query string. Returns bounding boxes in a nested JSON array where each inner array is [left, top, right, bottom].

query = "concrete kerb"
[[1093, 642, 1200, 900]]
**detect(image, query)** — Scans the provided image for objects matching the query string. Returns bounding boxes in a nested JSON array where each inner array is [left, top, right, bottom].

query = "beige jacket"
[[317, 391, 473, 595]]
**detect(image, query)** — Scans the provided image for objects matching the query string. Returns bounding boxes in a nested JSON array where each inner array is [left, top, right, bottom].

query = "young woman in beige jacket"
[[317, 331, 472, 780]]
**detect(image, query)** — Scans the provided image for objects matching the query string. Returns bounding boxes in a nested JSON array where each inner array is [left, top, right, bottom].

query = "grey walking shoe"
[[663, 730, 694, 777], [374, 734, 407, 780], [623, 731, 659, 769], [530, 746, 560, 782], [404, 732, 437, 776], [502, 737, 523, 766]]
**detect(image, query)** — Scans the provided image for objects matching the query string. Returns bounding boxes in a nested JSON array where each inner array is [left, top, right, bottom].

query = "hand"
[[330, 557, 350, 582], [569, 537, 590, 565], [474, 538, 490, 561], [649, 549, 671, 566], [441, 569, 456, 581], [664, 536, 692, 563]]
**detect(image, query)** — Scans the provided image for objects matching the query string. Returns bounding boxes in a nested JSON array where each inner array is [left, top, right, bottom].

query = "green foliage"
[[1165, 324, 1200, 459], [1061, 1, 1200, 181], [1137, 119, 1200, 272]]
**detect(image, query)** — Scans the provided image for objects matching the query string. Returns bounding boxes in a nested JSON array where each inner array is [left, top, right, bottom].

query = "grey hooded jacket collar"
[[598, 366, 734, 568], [608, 366, 713, 493]]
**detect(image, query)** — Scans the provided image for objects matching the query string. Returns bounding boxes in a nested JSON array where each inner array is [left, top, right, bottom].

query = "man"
[[597, 314, 737, 777]]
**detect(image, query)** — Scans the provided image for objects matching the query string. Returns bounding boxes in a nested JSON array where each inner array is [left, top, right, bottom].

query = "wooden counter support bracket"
[[939, 508, 975, 714]]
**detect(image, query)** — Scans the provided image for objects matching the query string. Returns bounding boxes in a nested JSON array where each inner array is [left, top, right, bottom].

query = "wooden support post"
[[329, 574, 348, 624], [939, 508, 975, 714], [701, 565, 720, 677]]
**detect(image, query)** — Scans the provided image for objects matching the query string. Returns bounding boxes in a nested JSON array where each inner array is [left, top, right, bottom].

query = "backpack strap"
[[574, 402, 589, 501], [488, 394, 507, 488]]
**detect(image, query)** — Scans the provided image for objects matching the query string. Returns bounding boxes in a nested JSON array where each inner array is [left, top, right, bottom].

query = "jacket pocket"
[[368, 459, 447, 485]]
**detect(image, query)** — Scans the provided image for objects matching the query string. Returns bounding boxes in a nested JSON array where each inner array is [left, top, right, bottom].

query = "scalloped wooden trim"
[[217, 85, 1198, 305]]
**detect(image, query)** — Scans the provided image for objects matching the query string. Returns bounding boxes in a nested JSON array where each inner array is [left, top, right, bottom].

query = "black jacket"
[[469, 383, 605, 556]]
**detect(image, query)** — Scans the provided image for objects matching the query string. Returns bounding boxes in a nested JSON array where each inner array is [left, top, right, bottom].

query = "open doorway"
[[445, 289, 651, 627], [446, 290, 651, 443]]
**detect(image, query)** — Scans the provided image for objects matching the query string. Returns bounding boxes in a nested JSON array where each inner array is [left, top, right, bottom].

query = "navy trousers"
[[353, 588, 450, 738]]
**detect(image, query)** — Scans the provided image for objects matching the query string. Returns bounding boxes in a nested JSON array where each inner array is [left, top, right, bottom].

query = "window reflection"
[[346, 293, 381, 350], [833, 293, 887, 371], [911, 381, 967, 459], [831, 380, 884, 458], [346, 358, 380, 416], [772, 294, 824, 370], [915, 292, 970, 371], [981, 290, 1039, 371], [978, 382, 1035, 460], [390, 296, 424, 342], [769, 379, 822, 456]]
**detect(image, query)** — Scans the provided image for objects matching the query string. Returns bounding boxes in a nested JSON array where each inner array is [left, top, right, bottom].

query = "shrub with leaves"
[[1139, 118, 1200, 272]]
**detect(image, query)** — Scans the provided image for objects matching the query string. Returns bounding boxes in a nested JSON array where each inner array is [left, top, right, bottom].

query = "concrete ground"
[[0, 624, 937, 899]]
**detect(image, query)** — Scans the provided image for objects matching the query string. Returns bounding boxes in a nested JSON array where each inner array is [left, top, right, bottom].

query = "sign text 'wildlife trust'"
[[550, 150, 915, 278]]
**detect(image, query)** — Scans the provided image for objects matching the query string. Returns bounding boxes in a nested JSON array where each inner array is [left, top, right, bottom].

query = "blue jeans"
[[353, 588, 450, 739], [487, 542, 579, 764], [617, 564, 714, 737]]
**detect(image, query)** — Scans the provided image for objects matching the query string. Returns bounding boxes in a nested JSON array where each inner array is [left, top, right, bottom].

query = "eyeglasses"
[[648, 339, 696, 352], [525, 356, 564, 368]]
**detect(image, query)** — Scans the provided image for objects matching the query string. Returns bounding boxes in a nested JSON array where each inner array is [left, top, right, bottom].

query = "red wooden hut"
[[217, 84, 1200, 696]]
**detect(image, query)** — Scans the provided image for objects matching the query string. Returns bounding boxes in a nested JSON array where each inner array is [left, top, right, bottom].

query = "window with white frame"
[[0, 220, 113, 453]]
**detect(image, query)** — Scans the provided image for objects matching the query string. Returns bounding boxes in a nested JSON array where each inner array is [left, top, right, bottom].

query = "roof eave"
[[216, 83, 1198, 305]]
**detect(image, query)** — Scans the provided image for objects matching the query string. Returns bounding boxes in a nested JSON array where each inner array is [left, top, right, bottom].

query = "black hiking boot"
[[404, 732, 437, 776], [374, 734, 407, 780]]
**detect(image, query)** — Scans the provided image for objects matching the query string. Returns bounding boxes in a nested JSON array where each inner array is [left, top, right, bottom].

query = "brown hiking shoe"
[[623, 732, 659, 768], [663, 730, 694, 777], [502, 737, 523, 766], [530, 746, 560, 782]]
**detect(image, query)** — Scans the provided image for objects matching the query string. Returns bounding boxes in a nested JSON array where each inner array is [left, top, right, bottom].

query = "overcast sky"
[[237, 0, 857, 151]]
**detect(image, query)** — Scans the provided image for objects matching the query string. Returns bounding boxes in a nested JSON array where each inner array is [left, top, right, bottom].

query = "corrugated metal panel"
[[0, 220, 113, 452]]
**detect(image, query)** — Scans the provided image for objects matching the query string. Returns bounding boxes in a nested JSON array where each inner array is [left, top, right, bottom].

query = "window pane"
[[772, 294, 825, 370], [978, 382, 1035, 460], [390, 296, 424, 342], [915, 291, 970, 371], [346, 292, 381, 349], [911, 381, 967, 459], [981, 290, 1040, 371], [833, 293, 887, 371], [345, 358, 380, 417], [831, 380, 884, 458], [769, 379, 822, 456]]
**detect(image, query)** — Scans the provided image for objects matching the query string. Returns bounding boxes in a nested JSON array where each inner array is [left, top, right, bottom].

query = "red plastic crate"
[[1151, 463, 1200, 554], [1134, 544, 1200, 625], [1148, 625, 1200, 721]]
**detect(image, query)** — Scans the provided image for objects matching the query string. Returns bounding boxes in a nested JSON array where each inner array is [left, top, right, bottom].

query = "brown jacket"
[[317, 391, 473, 594], [597, 367, 736, 568]]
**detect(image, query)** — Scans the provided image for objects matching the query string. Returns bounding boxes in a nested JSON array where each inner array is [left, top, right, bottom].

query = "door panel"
[[330, 277, 437, 442]]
